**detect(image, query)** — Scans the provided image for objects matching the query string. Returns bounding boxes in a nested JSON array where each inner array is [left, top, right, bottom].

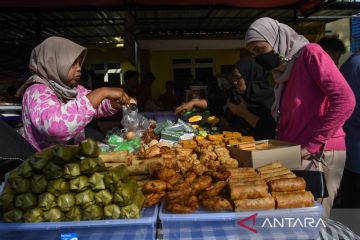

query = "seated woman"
[[17, 37, 130, 150], [175, 56, 275, 140]]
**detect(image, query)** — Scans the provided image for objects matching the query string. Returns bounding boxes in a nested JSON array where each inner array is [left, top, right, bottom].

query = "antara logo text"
[[237, 213, 326, 233]]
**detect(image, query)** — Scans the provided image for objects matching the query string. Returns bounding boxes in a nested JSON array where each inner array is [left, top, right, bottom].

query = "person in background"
[[176, 59, 275, 140], [245, 17, 355, 217], [157, 81, 178, 111], [317, 36, 346, 66], [123, 70, 139, 98], [17, 36, 129, 150], [340, 51, 360, 208], [137, 72, 156, 111]]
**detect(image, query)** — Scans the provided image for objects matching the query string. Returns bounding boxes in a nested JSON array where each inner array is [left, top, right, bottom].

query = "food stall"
[[0, 1, 359, 240]]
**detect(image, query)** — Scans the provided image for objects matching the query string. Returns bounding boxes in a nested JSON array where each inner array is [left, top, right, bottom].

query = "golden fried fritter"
[[157, 168, 183, 185], [166, 195, 199, 213], [142, 180, 169, 193], [192, 175, 212, 195], [167, 188, 192, 203], [143, 192, 166, 207], [201, 196, 233, 211], [199, 181, 227, 199], [204, 170, 231, 181]]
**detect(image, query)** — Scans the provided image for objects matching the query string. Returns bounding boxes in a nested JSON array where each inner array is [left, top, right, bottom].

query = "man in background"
[[318, 36, 346, 66]]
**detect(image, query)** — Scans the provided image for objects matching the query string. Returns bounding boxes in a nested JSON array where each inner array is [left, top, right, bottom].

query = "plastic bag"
[[121, 106, 150, 138]]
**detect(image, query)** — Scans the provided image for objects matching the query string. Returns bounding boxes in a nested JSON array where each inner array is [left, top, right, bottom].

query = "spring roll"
[[229, 180, 266, 186], [272, 191, 314, 209], [260, 169, 292, 179], [268, 177, 306, 192], [256, 162, 283, 172], [258, 167, 288, 175], [265, 173, 297, 182], [230, 184, 268, 200], [228, 176, 262, 183], [227, 168, 256, 174], [230, 172, 260, 178], [234, 196, 275, 211]]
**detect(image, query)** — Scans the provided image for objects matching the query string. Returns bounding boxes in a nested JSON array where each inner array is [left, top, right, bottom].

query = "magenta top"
[[278, 43, 355, 153], [22, 84, 117, 151]]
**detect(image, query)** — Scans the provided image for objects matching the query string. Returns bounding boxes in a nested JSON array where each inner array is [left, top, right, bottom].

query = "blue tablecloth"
[[156, 218, 359, 240]]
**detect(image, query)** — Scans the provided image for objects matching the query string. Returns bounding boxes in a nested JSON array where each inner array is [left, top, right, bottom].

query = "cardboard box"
[[228, 139, 301, 169]]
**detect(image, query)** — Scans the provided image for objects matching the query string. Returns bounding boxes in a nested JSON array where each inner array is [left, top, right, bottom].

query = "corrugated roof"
[[0, 0, 359, 79]]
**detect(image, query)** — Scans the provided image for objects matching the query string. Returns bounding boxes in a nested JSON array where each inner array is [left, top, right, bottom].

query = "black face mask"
[[255, 51, 281, 71]]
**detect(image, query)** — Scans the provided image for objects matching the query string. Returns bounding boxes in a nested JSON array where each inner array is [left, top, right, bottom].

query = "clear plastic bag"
[[121, 106, 150, 138]]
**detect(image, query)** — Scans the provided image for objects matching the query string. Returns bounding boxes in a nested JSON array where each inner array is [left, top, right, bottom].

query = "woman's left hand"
[[226, 99, 249, 117]]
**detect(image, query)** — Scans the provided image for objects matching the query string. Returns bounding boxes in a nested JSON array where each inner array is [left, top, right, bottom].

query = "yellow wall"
[[83, 47, 136, 81], [150, 49, 240, 98]]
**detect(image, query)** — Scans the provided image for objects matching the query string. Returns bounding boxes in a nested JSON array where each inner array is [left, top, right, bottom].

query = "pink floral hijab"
[[17, 36, 87, 102]]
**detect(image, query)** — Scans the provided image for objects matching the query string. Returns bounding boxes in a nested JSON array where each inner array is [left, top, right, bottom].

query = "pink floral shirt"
[[22, 84, 117, 150]]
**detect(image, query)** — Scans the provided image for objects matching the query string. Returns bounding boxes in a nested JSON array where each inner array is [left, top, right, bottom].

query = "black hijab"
[[234, 56, 274, 110]]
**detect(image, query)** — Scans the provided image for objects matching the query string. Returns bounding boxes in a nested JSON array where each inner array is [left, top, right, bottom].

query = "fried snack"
[[157, 168, 183, 185], [230, 184, 268, 200], [167, 188, 193, 203], [176, 147, 193, 156], [145, 145, 162, 159], [142, 180, 169, 193], [234, 196, 275, 211], [256, 162, 283, 172], [229, 180, 266, 186], [240, 136, 255, 142], [180, 140, 197, 149], [191, 164, 208, 176], [258, 167, 288, 175], [268, 177, 306, 192], [202, 196, 233, 211], [160, 146, 172, 154], [192, 175, 213, 195], [236, 142, 256, 150], [265, 173, 297, 182], [272, 191, 314, 209], [204, 170, 230, 181], [228, 139, 241, 146], [229, 171, 260, 178], [166, 195, 199, 213], [195, 136, 205, 142], [219, 157, 239, 168], [260, 169, 292, 179], [143, 192, 166, 207], [228, 177, 263, 183], [207, 134, 224, 142], [200, 181, 227, 199], [256, 142, 270, 150], [228, 168, 256, 174]]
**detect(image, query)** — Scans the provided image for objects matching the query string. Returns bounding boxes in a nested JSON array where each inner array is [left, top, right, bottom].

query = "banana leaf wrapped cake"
[[0, 138, 145, 223]]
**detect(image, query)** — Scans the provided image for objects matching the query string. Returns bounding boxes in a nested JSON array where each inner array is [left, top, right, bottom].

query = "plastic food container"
[[159, 202, 323, 240], [0, 205, 158, 240]]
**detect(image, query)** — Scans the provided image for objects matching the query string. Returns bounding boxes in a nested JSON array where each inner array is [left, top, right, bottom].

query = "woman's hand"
[[175, 101, 195, 115], [87, 87, 129, 109], [227, 99, 260, 128], [104, 87, 129, 105], [226, 99, 249, 117]]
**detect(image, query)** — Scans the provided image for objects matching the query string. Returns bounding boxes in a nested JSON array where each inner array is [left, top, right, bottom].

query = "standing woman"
[[17, 37, 129, 151], [245, 17, 355, 217]]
